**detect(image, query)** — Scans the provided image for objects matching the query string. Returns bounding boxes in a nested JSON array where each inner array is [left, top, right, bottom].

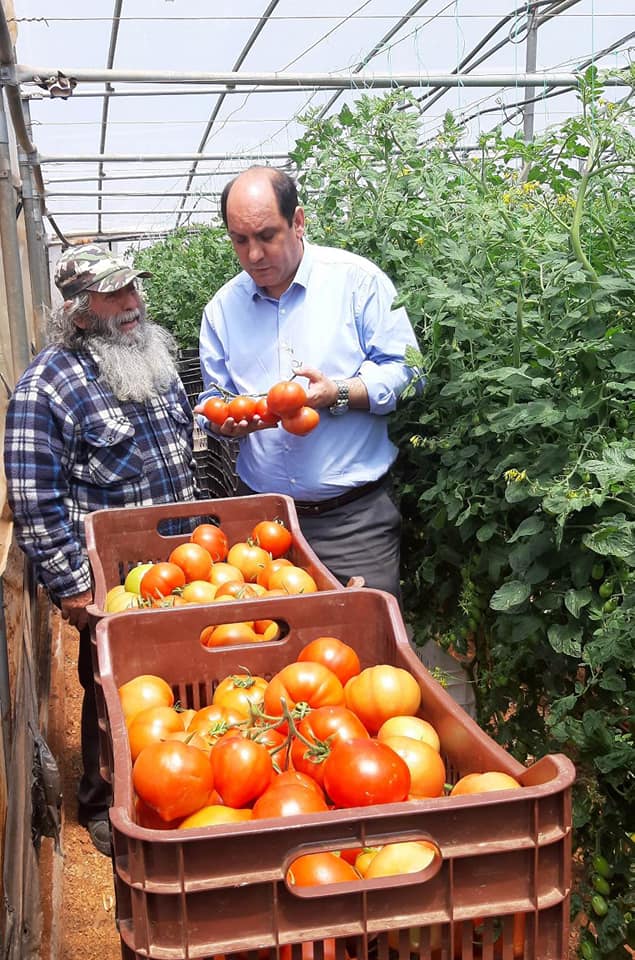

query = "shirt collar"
[[249, 239, 313, 301]]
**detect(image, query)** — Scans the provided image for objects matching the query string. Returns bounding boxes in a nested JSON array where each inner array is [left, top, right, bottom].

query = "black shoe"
[[86, 818, 112, 856]]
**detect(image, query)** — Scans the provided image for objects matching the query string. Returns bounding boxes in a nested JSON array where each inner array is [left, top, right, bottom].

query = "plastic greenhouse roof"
[[9, 0, 635, 244]]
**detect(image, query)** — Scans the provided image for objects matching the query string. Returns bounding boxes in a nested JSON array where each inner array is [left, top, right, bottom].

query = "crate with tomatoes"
[[96, 587, 575, 960]]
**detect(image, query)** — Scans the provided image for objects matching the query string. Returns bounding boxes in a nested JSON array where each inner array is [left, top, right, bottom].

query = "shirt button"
[[280, 308, 286, 314]]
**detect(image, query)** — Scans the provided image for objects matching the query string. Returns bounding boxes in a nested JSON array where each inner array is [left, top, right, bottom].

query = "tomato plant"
[[297, 636, 361, 685], [266, 380, 307, 416], [251, 519, 293, 558], [344, 665, 421, 734], [190, 523, 229, 562], [132, 739, 214, 822], [322, 738, 411, 807]]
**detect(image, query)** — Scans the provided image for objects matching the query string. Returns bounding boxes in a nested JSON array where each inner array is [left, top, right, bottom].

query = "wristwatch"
[[329, 380, 350, 416]]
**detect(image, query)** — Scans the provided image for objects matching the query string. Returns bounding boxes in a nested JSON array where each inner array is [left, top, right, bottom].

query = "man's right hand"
[[60, 589, 94, 631]]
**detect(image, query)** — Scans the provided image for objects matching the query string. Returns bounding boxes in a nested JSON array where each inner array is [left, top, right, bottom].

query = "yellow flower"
[[504, 468, 528, 483], [415, 236, 425, 246]]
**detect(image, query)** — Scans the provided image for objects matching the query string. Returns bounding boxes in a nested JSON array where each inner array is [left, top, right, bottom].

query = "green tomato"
[[591, 894, 608, 917], [598, 580, 614, 599], [124, 562, 154, 595], [591, 563, 604, 581], [592, 874, 611, 896], [603, 598, 618, 613], [592, 854, 614, 879], [580, 940, 599, 960]]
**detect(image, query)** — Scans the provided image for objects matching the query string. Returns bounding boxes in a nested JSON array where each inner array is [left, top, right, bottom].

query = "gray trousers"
[[237, 478, 402, 600]]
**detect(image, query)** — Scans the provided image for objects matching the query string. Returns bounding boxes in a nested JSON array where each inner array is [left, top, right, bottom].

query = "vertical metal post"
[[18, 99, 49, 350], [523, 5, 539, 143], [0, 90, 30, 379]]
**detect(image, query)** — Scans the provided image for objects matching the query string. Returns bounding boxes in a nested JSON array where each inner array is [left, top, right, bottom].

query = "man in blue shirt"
[[4, 244, 198, 855], [198, 166, 419, 598]]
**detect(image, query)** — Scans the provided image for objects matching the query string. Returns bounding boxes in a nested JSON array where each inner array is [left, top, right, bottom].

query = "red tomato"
[[190, 523, 229, 562], [203, 396, 229, 425], [252, 783, 328, 820], [344, 665, 422, 734], [118, 674, 174, 725], [251, 519, 293, 558], [322, 738, 411, 807], [211, 735, 273, 808], [214, 581, 259, 600], [227, 394, 257, 422], [139, 561, 186, 600], [168, 542, 213, 582], [187, 703, 244, 740], [267, 565, 318, 595], [266, 380, 307, 417], [227, 540, 272, 582], [281, 406, 320, 436], [297, 636, 361, 686], [254, 396, 280, 425], [286, 852, 359, 886], [127, 705, 185, 762], [379, 735, 446, 798], [132, 739, 214, 823], [291, 706, 369, 786], [270, 770, 327, 799], [264, 661, 344, 720]]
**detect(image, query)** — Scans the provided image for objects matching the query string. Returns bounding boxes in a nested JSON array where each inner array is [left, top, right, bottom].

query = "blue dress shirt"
[[199, 240, 419, 501]]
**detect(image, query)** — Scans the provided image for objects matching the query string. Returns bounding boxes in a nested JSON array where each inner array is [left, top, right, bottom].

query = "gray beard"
[[86, 314, 179, 403]]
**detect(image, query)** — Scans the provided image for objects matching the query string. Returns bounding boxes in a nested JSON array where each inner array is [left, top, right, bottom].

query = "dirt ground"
[[59, 615, 121, 959]]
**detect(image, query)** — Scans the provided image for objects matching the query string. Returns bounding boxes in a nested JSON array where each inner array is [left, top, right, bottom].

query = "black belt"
[[294, 475, 388, 517]]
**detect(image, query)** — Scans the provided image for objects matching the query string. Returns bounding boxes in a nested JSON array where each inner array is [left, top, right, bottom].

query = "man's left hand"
[[60, 589, 94, 631]]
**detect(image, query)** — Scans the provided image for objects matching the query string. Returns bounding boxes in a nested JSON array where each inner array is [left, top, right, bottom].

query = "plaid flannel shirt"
[[4, 344, 199, 598]]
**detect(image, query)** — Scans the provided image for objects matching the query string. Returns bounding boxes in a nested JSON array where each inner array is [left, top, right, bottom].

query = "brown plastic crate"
[[96, 589, 575, 960], [85, 493, 341, 613]]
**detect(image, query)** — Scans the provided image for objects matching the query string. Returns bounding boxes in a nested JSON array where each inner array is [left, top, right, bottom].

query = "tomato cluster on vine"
[[202, 379, 319, 436]]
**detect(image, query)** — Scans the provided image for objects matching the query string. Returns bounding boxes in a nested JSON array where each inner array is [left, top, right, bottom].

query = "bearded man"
[[4, 244, 198, 855]]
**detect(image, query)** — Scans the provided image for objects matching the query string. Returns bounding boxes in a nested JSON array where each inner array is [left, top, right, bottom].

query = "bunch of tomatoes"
[[202, 379, 320, 437], [105, 518, 320, 625], [118, 634, 522, 886]]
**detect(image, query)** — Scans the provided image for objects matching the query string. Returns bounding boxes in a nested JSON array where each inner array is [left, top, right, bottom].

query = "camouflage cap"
[[54, 243, 151, 300]]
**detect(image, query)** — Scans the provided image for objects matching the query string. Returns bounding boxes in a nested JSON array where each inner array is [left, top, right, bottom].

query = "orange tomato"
[[178, 804, 253, 829], [380, 735, 446, 798], [181, 580, 218, 604], [344, 664, 421, 734], [213, 673, 268, 718], [127, 705, 185, 762], [118, 674, 174, 725], [267, 565, 318, 595], [256, 557, 293, 588], [190, 523, 229, 562], [208, 561, 245, 587], [364, 840, 437, 879], [281, 406, 320, 436], [168, 541, 213, 582], [450, 771, 522, 796], [297, 636, 361, 686], [377, 715, 441, 752], [200, 621, 259, 647], [227, 541, 271, 582]]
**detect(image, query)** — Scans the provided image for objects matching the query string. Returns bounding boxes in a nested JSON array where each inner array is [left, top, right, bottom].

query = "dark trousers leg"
[[76, 625, 111, 824]]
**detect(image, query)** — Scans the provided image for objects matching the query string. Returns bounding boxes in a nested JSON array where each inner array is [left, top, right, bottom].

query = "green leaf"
[[582, 516, 635, 559], [611, 351, 635, 374], [488, 400, 563, 433], [564, 587, 593, 618], [547, 623, 583, 657], [490, 580, 531, 611], [508, 516, 545, 543], [476, 520, 497, 542]]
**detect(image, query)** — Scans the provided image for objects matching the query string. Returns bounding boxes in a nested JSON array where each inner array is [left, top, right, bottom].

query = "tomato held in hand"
[[251, 519, 293, 558], [266, 380, 307, 416], [281, 406, 320, 436], [227, 394, 257, 422], [254, 396, 280, 426], [132, 739, 214, 823], [297, 636, 361, 686], [203, 396, 230, 426], [190, 523, 229, 562], [323, 738, 411, 807]]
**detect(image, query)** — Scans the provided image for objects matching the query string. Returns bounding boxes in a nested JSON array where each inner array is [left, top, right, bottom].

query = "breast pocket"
[[80, 417, 144, 486]]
